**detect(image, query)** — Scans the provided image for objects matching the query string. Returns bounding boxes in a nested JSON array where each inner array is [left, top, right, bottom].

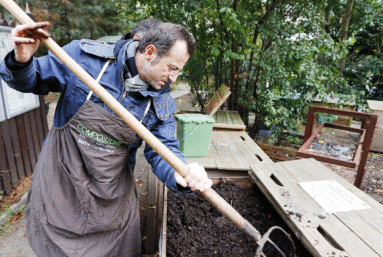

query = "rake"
[[0, 0, 297, 255]]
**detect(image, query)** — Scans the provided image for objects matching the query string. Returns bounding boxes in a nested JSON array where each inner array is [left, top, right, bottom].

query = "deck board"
[[226, 131, 263, 165], [213, 111, 246, 130], [218, 131, 249, 170], [210, 131, 238, 170], [186, 130, 271, 170], [249, 158, 383, 257]]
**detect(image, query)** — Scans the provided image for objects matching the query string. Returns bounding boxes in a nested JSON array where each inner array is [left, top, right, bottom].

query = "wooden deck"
[[249, 158, 383, 257], [212, 110, 246, 131], [186, 130, 272, 170]]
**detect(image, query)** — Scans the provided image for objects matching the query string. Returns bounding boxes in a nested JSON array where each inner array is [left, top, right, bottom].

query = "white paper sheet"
[[299, 180, 370, 213]]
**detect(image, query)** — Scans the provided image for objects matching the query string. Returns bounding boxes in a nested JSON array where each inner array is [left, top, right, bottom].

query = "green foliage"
[[343, 0, 383, 100], [115, 0, 353, 141], [1, 0, 129, 51], [4, 0, 380, 142]]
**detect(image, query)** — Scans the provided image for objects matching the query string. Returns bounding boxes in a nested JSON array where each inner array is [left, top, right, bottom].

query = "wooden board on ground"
[[367, 100, 383, 153], [249, 158, 383, 257], [186, 130, 272, 170], [212, 110, 246, 131]]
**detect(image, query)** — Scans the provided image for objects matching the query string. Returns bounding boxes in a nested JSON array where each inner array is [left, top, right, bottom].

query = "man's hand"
[[175, 163, 213, 192], [11, 22, 51, 63]]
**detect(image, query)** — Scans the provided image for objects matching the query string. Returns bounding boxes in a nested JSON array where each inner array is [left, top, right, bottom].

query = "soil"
[[166, 180, 311, 257]]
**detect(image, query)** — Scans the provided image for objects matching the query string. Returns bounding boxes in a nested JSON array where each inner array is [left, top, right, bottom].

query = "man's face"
[[137, 40, 189, 90]]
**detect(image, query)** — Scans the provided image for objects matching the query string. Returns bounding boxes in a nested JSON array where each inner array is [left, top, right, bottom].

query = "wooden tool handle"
[[0, 0, 261, 241]]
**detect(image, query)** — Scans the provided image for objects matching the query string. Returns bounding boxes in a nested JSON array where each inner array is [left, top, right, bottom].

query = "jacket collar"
[[114, 39, 172, 98], [80, 38, 172, 98]]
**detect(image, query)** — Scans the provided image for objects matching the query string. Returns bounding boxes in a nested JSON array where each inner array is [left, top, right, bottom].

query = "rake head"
[[254, 226, 297, 257]]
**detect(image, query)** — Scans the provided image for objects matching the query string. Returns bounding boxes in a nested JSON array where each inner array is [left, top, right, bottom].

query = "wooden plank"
[[319, 220, 379, 257], [39, 95, 49, 136], [8, 118, 25, 181], [23, 113, 37, 168], [250, 162, 381, 257], [213, 123, 246, 130], [160, 188, 168, 257], [238, 132, 273, 163], [34, 108, 45, 150], [281, 159, 383, 215], [29, 109, 41, 156], [335, 211, 383, 255], [226, 131, 262, 166], [218, 131, 249, 170], [0, 123, 13, 195], [249, 163, 347, 257], [213, 111, 246, 130], [210, 131, 237, 170], [155, 180, 165, 246], [354, 208, 383, 235], [16, 115, 32, 177], [201, 140, 219, 169], [215, 110, 228, 125], [367, 100, 383, 110], [146, 169, 158, 253], [278, 159, 383, 255], [280, 158, 325, 181], [212, 112, 220, 123], [229, 111, 246, 126], [1, 120, 18, 188], [205, 84, 231, 116], [224, 111, 234, 125]]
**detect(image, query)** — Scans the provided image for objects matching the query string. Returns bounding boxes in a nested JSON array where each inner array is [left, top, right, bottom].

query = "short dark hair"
[[131, 18, 162, 38], [137, 22, 196, 57]]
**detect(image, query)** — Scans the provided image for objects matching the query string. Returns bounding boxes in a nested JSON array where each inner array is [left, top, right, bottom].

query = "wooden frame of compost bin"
[[298, 106, 378, 188], [298, 123, 365, 169], [158, 176, 253, 257]]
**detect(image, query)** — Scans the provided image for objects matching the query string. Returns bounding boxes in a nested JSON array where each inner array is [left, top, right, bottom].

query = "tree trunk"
[[337, 0, 354, 73], [323, 1, 331, 34], [228, 0, 238, 110]]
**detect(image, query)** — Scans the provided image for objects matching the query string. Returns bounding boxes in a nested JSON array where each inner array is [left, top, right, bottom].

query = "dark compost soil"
[[166, 180, 312, 257]]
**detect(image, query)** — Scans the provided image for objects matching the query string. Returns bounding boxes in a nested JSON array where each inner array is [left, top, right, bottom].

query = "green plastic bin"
[[175, 113, 215, 157]]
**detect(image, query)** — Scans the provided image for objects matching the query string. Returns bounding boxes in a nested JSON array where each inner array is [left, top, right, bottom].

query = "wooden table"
[[250, 158, 383, 257], [186, 130, 273, 171]]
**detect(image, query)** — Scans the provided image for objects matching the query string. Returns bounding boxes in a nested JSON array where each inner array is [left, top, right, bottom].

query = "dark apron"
[[26, 60, 143, 256]]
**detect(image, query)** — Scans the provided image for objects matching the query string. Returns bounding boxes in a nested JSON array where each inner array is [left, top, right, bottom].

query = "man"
[[0, 21, 212, 256]]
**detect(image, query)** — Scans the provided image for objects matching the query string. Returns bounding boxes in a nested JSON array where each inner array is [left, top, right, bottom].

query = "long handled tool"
[[0, 1, 296, 256]]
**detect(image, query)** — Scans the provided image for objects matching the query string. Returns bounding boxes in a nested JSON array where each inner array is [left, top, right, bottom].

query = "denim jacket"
[[0, 38, 189, 193]]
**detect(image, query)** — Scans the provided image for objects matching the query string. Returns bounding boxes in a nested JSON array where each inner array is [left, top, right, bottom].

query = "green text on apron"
[[26, 60, 150, 257]]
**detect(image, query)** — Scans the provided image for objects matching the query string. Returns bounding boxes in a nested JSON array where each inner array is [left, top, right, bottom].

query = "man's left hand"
[[175, 163, 212, 192]]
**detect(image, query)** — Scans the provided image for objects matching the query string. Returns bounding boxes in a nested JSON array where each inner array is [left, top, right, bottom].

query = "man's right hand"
[[11, 22, 51, 63]]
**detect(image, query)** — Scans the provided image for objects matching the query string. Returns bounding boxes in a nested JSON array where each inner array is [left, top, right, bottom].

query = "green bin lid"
[[175, 113, 215, 124]]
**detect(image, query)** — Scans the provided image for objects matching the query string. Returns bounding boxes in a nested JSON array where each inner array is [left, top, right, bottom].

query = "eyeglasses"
[[157, 50, 182, 75]]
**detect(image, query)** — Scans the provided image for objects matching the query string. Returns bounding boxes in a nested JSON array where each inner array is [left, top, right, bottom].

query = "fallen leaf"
[[11, 212, 21, 223]]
